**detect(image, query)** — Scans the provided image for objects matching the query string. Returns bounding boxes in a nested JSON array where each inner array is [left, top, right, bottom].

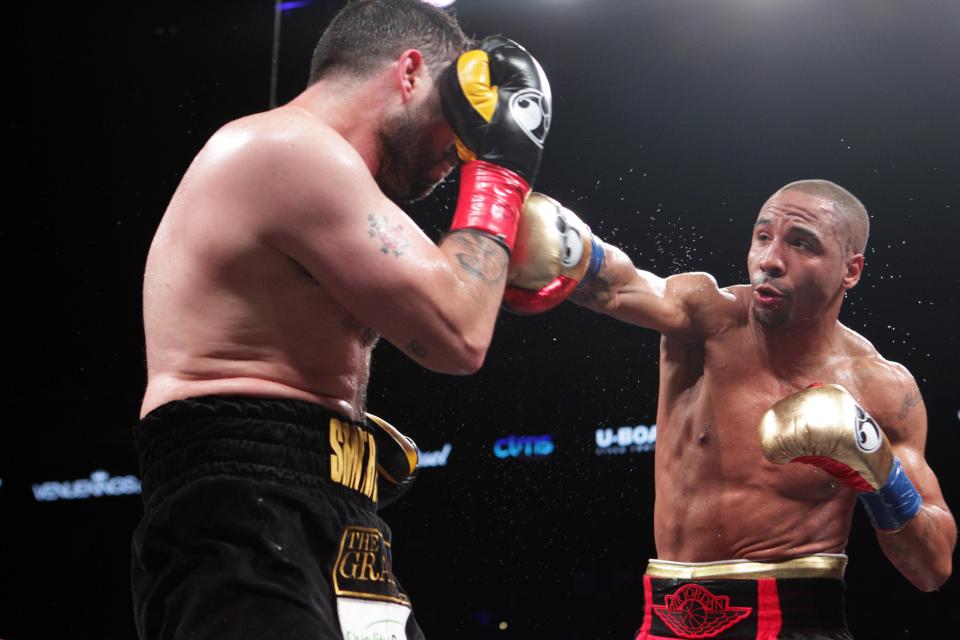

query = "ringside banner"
[[595, 424, 656, 456]]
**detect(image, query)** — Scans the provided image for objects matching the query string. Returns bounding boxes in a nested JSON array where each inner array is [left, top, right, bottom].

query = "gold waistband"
[[645, 554, 847, 580]]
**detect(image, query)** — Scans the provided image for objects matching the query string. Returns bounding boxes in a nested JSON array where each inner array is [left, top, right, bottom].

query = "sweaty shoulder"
[[197, 108, 373, 219], [664, 272, 745, 337], [841, 326, 922, 430], [214, 107, 359, 164]]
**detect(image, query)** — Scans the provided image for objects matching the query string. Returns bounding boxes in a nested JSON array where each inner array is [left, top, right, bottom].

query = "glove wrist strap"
[[859, 457, 923, 532], [450, 160, 530, 253], [578, 234, 606, 289]]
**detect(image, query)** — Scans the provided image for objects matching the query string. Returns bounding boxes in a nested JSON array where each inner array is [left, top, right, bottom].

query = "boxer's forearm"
[[412, 230, 507, 372], [568, 242, 638, 312], [876, 503, 956, 591]]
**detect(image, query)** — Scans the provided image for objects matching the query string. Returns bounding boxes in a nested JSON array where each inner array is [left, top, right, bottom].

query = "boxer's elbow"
[[929, 564, 953, 591], [916, 510, 958, 591], [911, 562, 951, 592], [420, 328, 489, 375], [445, 335, 489, 375], [919, 554, 953, 592], [442, 302, 496, 374], [897, 529, 955, 592]]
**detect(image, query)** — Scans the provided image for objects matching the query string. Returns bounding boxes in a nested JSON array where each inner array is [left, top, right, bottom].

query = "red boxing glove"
[[448, 160, 530, 252]]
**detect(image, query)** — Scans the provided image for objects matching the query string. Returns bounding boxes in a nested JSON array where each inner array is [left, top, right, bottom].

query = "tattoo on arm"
[[448, 231, 507, 283], [569, 281, 602, 306], [368, 214, 410, 257], [898, 388, 921, 420], [569, 262, 615, 308], [406, 339, 428, 359]]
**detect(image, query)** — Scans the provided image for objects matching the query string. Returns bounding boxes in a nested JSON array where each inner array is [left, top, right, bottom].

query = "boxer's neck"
[[752, 311, 843, 374], [289, 72, 400, 177]]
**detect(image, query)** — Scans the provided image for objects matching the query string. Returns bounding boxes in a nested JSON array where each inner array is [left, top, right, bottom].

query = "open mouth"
[[754, 284, 785, 306]]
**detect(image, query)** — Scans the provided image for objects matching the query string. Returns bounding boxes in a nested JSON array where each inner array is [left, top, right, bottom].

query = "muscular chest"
[[711, 344, 856, 435], [657, 330, 859, 496]]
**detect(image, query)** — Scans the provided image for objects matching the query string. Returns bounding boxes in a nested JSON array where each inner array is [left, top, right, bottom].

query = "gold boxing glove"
[[760, 384, 922, 531], [502, 192, 604, 314]]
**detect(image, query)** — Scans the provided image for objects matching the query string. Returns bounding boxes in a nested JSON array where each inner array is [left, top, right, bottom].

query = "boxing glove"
[[440, 36, 552, 252], [503, 193, 605, 314], [760, 384, 923, 532]]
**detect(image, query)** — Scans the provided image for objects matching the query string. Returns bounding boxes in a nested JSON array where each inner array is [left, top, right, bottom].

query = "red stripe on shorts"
[[635, 574, 654, 639], [756, 578, 782, 639]]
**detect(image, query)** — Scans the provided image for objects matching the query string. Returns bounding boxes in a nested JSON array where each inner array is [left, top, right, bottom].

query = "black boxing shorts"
[[635, 555, 852, 640], [131, 395, 424, 640]]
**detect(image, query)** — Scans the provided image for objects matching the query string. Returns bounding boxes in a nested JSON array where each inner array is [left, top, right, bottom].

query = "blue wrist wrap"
[[858, 457, 923, 531], [578, 234, 605, 289]]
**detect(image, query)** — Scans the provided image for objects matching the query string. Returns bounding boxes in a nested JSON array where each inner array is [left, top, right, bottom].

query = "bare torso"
[[653, 285, 883, 561], [141, 110, 377, 420]]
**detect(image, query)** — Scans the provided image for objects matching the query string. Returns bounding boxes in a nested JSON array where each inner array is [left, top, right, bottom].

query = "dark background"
[[4, 0, 959, 637]]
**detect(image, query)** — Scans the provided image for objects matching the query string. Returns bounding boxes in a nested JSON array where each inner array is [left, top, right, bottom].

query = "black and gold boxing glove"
[[440, 35, 551, 184], [439, 36, 552, 253]]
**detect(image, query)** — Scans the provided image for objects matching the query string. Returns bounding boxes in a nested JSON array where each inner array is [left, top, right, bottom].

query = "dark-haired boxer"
[[133, 1, 552, 638], [510, 181, 955, 638]]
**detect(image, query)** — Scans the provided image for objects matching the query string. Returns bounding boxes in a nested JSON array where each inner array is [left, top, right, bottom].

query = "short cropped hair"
[[308, 0, 470, 85], [776, 179, 870, 254]]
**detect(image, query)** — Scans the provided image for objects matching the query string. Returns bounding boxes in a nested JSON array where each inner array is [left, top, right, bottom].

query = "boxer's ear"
[[842, 253, 864, 290], [394, 49, 425, 102]]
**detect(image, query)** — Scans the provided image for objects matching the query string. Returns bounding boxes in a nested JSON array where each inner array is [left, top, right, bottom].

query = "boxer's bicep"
[[868, 366, 957, 588], [616, 271, 734, 336], [874, 369, 950, 512], [604, 269, 691, 334]]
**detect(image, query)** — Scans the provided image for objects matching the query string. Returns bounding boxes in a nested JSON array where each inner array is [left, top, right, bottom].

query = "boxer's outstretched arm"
[[867, 366, 956, 591], [570, 241, 737, 336]]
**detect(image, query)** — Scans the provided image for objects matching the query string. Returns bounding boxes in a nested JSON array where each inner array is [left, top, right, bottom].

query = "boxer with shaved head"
[[510, 180, 955, 638]]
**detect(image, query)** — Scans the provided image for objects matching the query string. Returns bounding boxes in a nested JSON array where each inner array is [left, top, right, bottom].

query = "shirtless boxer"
[[511, 181, 955, 638], [133, 1, 552, 639]]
